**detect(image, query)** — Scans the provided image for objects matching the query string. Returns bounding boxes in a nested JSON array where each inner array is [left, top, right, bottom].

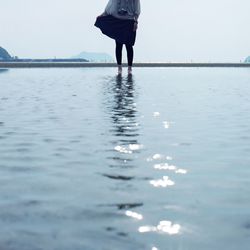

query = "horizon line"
[[1, 62, 250, 68]]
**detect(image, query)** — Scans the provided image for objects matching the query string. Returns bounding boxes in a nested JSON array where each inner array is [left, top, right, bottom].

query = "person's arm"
[[133, 18, 138, 31], [133, 0, 141, 31], [97, 0, 113, 17], [104, 0, 113, 15], [134, 0, 141, 19]]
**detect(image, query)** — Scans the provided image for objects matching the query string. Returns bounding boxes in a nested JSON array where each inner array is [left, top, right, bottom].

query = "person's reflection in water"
[[103, 73, 141, 176], [101, 74, 144, 243], [111, 74, 138, 141]]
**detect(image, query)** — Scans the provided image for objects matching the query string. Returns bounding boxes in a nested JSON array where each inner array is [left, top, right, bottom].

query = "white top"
[[104, 0, 141, 20]]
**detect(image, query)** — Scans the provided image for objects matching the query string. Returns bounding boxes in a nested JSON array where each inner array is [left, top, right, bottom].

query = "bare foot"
[[118, 65, 122, 75], [128, 66, 132, 75]]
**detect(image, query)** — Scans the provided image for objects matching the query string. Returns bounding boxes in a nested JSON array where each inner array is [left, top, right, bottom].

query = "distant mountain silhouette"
[[72, 51, 114, 62], [13, 58, 88, 62], [245, 56, 250, 63], [0, 47, 112, 62], [0, 47, 11, 61]]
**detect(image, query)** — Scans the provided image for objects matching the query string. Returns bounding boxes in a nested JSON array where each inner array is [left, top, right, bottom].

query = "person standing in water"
[[95, 0, 141, 75]]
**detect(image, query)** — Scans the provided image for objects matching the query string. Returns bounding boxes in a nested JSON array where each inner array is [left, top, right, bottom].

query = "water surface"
[[0, 68, 250, 250]]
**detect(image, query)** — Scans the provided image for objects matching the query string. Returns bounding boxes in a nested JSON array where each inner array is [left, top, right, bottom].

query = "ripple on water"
[[56, 147, 72, 152], [102, 174, 134, 181], [4, 165, 38, 173], [43, 138, 56, 143], [243, 222, 250, 230], [1, 68, 249, 250], [106, 156, 133, 163], [99, 203, 143, 210]]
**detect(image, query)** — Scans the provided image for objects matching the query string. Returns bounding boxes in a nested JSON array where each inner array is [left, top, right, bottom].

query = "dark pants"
[[115, 41, 134, 67]]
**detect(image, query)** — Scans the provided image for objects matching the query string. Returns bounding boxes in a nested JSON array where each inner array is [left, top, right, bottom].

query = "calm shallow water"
[[0, 68, 250, 250]]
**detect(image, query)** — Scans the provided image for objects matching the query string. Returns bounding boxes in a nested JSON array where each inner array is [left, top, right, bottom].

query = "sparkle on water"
[[138, 220, 181, 235], [125, 210, 143, 220], [147, 154, 173, 162], [150, 176, 175, 188], [0, 68, 250, 250]]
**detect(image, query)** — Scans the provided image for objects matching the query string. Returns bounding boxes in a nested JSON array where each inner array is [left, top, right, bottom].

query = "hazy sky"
[[1, 0, 250, 62]]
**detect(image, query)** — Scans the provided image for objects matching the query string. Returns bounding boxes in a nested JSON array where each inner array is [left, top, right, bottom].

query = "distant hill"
[[245, 56, 250, 63], [72, 51, 114, 62], [0, 47, 12, 61], [14, 58, 88, 62]]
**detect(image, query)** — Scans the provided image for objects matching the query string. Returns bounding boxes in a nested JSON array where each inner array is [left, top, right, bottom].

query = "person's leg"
[[125, 44, 134, 74], [116, 41, 123, 74]]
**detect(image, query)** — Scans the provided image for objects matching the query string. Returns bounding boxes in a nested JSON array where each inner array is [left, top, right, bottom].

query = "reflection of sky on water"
[[2, 68, 249, 250]]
